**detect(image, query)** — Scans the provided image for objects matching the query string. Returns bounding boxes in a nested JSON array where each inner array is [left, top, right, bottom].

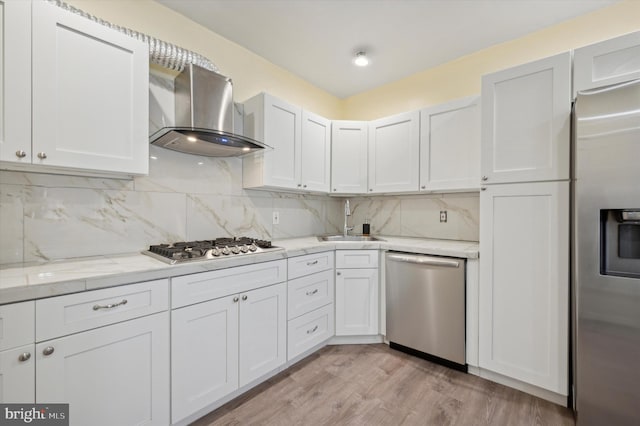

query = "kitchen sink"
[[317, 235, 385, 242]]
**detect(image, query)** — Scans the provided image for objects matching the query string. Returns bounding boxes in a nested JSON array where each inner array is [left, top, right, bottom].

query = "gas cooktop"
[[143, 237, 282, 265]]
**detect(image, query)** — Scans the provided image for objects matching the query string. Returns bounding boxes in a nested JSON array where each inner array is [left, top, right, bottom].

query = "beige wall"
[[66, 0, 344, 119], [343, 0, 640, 120], [68, 0, 639, 121]]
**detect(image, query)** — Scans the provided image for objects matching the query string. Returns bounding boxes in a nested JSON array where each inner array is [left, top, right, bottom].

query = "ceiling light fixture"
[[354, 51, 369, 67]]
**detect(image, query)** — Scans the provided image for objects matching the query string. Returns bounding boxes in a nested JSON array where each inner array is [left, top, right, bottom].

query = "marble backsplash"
[[0, 146, 479, 266]]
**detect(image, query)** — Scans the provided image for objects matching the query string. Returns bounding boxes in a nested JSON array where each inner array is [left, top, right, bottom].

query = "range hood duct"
[[149, 64, 268, 157]]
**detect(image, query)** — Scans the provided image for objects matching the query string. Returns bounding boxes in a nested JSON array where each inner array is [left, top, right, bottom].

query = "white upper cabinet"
[[243, 96, 330, 192], [330, 121, 368, 194], [27, 0, 149, 175], [420, 96, 480, 192], [300, 110, 331, 192], [368, 111, 420, 193], [0, 0, 31, 166], [243, 93, 302, 190], [481, 52, 571, 184], [573, 31, 640, 97]]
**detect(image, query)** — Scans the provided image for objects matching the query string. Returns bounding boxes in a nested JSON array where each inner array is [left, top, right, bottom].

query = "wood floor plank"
[[191, 344, 575, 426]]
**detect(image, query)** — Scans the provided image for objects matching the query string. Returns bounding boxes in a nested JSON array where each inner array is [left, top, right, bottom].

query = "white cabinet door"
[[171, 296, 239, 424], [36, 312, 170, 426], [335, 268, 379, 336], [573, 31, 640, 97], [239, 283, 287, 387], [368, 111, 420, 193], [420, 96, 480, 192], [0, 344, 35, 403], [300, 110, 331, 192], [0, 0, 31, 164], [481, 52, 571, 184], [331, 121, 368, 194], [479, 182, 569, 395], [31, 1, 149, 175], [243, 93, 302, 190]]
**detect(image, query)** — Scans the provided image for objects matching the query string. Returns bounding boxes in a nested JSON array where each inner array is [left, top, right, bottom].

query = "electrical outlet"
[[272, 211, 280, 225], [440, 210, 447, 223]]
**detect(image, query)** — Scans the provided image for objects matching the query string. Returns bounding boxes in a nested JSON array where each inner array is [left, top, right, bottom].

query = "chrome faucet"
[[343, 199, 354, 237]]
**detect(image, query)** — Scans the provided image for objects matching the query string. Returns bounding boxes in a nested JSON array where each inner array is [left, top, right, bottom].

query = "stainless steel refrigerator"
[[573, 78, 640, 425]]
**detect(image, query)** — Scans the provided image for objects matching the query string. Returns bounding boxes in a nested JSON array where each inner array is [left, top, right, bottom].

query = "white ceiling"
[[156, 0, 619, 98]]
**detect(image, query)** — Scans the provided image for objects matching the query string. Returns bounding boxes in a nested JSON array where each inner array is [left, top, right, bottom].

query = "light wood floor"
[[192, 344, 575, 426]]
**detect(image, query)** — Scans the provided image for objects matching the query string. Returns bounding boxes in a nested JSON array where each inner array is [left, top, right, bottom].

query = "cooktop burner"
[[143, 237, 281, 264]]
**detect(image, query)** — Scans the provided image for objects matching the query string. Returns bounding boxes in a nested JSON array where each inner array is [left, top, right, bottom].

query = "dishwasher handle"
[[386, 253, 460, 268]]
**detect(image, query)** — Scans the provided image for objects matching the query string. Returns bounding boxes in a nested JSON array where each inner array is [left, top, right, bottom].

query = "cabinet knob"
[[297, 184, 302, 187], [482, 176, 488, 181], [303, 184, 307, 188], [233, 296, 239, 303], [336, 272, 342, 276], [18, 352, 31, 362], [242, 295, 248, 301], [333, 189, 337, 192], [42, 346, 55, 356], [15, 150, 27, 158], [421, 185, 426, 190], [369, 189, 373, 192], [37, 152, 47, 160], [481, 187, 487, 191]]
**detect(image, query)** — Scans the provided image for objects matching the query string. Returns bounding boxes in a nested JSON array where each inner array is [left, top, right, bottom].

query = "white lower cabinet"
[[335, 250, 379, 336], [286, 253, 335, 360], [0, 344, 35, 403], [35, 312, 170, 426], [171, 296, 239, 424], [170, 263, 287, 424], [479, 181, 569, 395], [238, 283, 287, 386]]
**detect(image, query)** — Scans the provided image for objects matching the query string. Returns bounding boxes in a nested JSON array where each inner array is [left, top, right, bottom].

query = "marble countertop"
[[0, 236, 478, 305]]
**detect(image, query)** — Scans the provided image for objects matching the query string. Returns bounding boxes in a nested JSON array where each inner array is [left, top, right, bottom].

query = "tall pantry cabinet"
[[478, 52, 571, 398]]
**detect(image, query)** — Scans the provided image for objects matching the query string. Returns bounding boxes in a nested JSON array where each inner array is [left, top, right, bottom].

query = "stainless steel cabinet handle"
[[306, 325, 318, 334], [421, 185, 426, 189], [333, 188, 337, 192], [306, 289, 318, 296], [387, 253, 460, 268], [37, 152, 47, 160], [481, 187, 487, 191], [303, 184, 307, 188], [93, 299, 128, 311], [306, 260, 318, 266], [42, 346, 55, 356], [242, 295, 248, 301], [336, 271, 342, 276], [233, 296, 239, 303], [369, 189, 373, 192], [15, 150, 27, 158], [18, 352, 31, 362], [482, 176, 488, 181], [297, 184, 302, 187]]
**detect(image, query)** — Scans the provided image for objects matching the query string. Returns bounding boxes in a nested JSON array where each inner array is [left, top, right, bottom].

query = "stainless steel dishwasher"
[[385, 251, 466, 371]]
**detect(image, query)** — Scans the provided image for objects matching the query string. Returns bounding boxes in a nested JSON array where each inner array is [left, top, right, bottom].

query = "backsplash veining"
[[0, 148, 344, 265], [0, 148, 478, 266], [0, 71, 478, 266]]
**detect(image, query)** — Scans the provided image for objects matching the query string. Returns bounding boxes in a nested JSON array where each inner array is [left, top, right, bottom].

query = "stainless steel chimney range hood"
[[150, 64, 268, 157]]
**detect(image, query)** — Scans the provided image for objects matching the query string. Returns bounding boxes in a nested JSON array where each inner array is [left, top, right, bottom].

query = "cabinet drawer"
[[288, 251, 334, 280], [36, 279, 169, 342], [172, 260, 287, 308], [288, 269, 334, 320], [0, 301, 35, 350], [287, 304, 334, 361], [336, 250, 379, 269]]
